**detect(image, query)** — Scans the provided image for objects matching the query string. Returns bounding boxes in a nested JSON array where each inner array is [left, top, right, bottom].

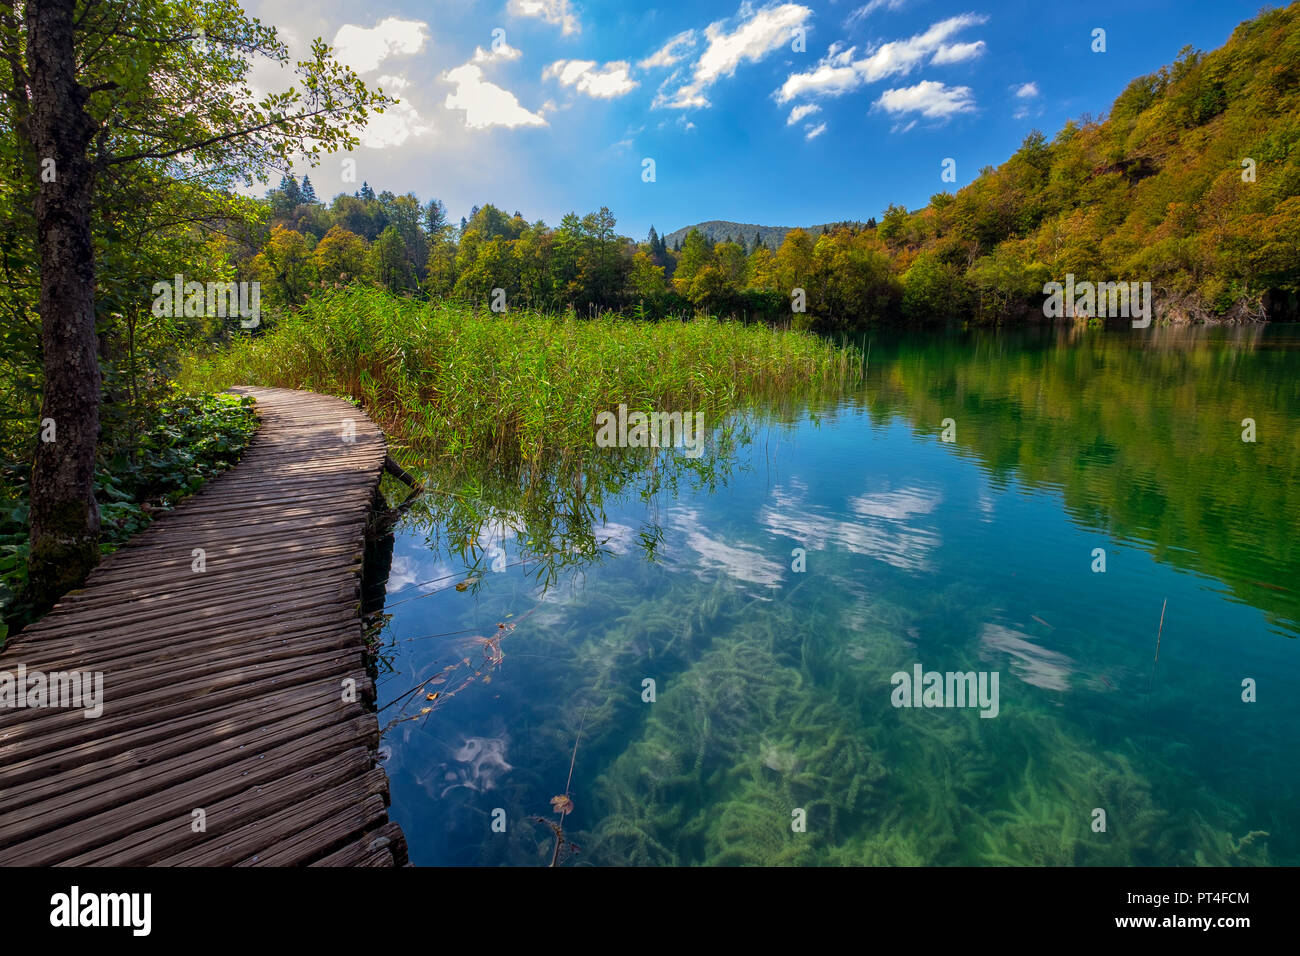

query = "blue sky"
[[247, 0, 1265, 240]]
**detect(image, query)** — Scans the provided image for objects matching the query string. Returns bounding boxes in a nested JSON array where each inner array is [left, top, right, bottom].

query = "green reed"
[[180, 287, 861, 477]]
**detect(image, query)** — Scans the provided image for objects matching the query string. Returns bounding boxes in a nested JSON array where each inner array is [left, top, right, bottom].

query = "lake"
[[373, 323, 1298, 866]]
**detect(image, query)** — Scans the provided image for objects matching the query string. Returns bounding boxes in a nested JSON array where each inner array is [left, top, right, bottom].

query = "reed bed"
[[182, 287, 861, 475]]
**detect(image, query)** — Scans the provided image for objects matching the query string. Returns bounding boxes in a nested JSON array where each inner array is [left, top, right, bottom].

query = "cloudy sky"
[[245, 0, 1260, 239]]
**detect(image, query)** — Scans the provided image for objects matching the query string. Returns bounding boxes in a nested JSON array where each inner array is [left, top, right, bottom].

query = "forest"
[[201, 3, 1300, 331], [1, 0, 1298, 618]]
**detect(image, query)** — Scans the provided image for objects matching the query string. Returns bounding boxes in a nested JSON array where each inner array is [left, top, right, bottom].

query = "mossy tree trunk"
[[23, 0, 102, 611]]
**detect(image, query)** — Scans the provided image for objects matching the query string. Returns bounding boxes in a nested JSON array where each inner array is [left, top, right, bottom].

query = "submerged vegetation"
[[374, 324, 1297, 867], [388, 517, 1283, 867]]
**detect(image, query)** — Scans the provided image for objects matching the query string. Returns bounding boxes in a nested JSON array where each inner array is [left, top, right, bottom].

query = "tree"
[[454, 235, 515, 303], [424, 198, 449, 237], [380, 191, 428, 277], [252, 225, 316, 304], [774, 228, 815, 292], [300, 175, 318, 204], [331, 193, 387, 240], [21, 0, 101, 601], [360, 181, 376, 201], [747, 245, 778, 289], [7, 0, 389, 608], [425, 236, 458, 297], [902, 252, 965, 321], [877, 204, 909, 246], [714, 241, 747, 289], [629, 250, 666, 298], [367, 225, 416, 294], [312, 225, 368, 286], [278, 173, 301, 206], [671, 229, 711, 296], [579, 206, 624, 309]]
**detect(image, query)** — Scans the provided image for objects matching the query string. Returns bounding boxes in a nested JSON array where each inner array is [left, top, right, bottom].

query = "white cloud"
[[639, 30, 698, 70], [331, 17, 429, 74], [787, 103, 821, 124], [509, 0, 581, 36], [1013, 81, 1040, 98], [845, 0, 907, 26], [855, 14, 987, 81], [473, 42, 523, 64], [804, 121, 827, 139], [545, 59, 596, 85], [775, 44, 860, 101], [657, 3, 814, 109], [543, 59, 638, 97], [361, 97, 434, 148], [443, 63, 547, 129], [776, 13, 987, 103], [361, 76, 434, 148], [930, 40, 985, 64], [874, 80, 976, 119]]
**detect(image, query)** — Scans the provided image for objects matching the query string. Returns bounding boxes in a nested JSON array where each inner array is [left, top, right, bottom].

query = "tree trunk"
[[24, 0, 102, 612]]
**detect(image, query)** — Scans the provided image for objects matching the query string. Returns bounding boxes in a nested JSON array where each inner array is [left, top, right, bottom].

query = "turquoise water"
[[374, 325, 1298, 866]]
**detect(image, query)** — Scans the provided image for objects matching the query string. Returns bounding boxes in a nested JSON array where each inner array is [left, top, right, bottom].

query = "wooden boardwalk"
[[0, 387, 408, 866]]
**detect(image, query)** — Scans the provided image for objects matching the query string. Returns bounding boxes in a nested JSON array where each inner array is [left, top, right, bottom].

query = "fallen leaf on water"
[[454, 576, 480, 592], [425, 692, 439, 700], [551, 794, 574, 816]]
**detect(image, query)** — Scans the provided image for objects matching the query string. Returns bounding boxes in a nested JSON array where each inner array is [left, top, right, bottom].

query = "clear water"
[[374, 325, 1298, 866]]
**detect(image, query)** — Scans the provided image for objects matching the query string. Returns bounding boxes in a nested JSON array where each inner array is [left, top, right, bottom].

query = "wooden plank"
[[0, 387, 405, 867]]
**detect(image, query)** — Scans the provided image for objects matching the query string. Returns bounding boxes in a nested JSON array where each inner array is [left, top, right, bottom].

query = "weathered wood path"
[[0, 386, 408, 866]]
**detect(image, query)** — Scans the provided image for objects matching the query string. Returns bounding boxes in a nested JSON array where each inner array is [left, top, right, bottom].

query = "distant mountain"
[[661, 219, 872, 250]]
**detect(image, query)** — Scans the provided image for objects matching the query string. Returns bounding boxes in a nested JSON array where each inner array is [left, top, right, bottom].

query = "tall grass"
[[182, 287, 861, 475]]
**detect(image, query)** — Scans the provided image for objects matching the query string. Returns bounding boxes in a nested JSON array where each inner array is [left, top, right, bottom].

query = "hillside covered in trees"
[[194, 3, 1300, 331], [661, 219, 874, 251]]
